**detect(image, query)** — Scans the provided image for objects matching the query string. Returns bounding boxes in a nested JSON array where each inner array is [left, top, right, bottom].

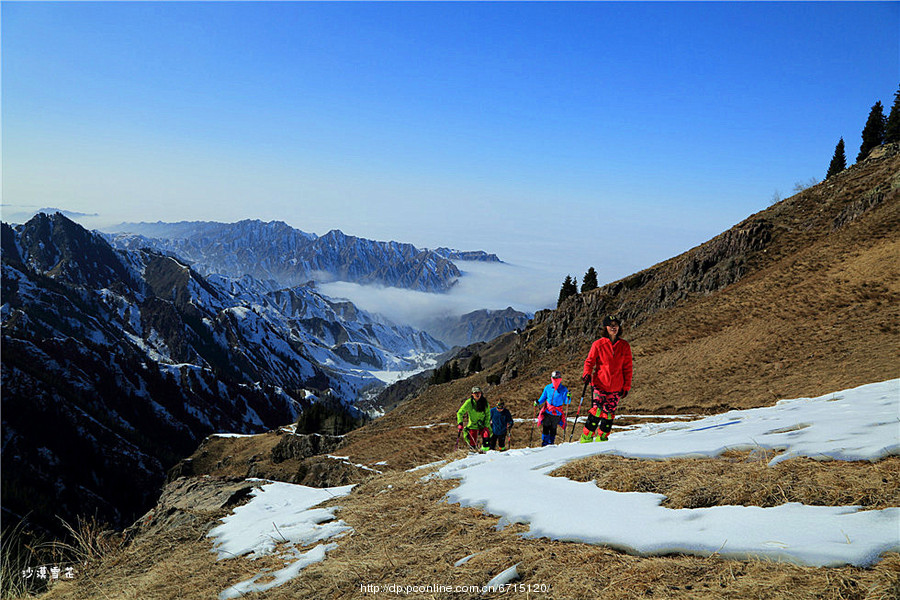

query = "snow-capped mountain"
[[0, 213, 446, 530], [104, 220, 500, 292]]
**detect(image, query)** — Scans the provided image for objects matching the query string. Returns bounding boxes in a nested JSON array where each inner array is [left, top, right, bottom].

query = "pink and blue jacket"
[[537, 383, 570, 427]]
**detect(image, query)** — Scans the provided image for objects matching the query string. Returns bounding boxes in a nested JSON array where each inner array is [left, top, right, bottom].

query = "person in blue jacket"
[[535, 370, 570, 446], [488, 399, 514, 451]]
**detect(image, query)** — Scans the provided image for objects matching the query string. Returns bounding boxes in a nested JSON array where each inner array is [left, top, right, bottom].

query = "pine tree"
[[885, 85, 900, 144], [557, 275, 571, 307], [430, 363, 450, 385], [581, 267, 598, 293], [826, 138, 847, 179], [557, 275, 577, 307], [857, 101, 886, 162], [467, 353, 482, 375]]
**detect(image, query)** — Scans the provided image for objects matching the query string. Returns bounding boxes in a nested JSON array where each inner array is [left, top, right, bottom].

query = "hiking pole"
[[455, 425, 462, 451], [529, 401, 538, 447], [568, 381, 590, 443]]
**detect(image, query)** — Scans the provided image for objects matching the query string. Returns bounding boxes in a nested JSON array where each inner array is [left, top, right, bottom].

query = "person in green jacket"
[[457, 387, 493, 452]]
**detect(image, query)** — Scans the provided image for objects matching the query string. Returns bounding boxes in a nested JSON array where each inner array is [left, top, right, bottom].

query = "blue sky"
[[2, 1, 898, 314]]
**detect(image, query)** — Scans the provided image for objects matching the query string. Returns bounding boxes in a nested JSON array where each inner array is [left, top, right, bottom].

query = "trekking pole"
[[455, 426, 462, 451], [528, 401, 538, 447], [568, 381, 590, 443]]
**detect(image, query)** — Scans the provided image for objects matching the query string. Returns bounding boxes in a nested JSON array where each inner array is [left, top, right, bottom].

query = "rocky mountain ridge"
[[104, 219, 500, 293]]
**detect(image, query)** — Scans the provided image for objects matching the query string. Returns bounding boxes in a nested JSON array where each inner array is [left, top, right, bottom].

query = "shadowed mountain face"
[[1, 213, 445, 533]]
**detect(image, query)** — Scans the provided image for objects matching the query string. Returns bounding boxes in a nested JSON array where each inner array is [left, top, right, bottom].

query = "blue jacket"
[[490, 407, 513, 435], [538, 384, 570, 416]]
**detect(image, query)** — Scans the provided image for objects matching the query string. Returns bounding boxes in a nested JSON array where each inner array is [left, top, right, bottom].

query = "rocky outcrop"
[[271, 433, 344, 463], [125, 477, 258, 540], [519, 216, 773, 362], [833, 189, 887, 229]]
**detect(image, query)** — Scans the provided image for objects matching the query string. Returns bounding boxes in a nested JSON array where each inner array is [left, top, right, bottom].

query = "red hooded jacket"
[[582, 337, 633, 393]]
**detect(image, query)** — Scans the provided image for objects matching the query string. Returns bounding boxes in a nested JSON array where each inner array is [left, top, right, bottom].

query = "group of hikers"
[[456, 315, 633, 452]]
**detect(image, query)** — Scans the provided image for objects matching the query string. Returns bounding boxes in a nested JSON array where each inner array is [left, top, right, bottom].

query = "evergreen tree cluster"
[[887, 86, 900, 145], [557, 267, 599, 308], [430, 360, 463, 385], [427, 354, 480, 386], [827, 84, 900, 180], [857, 101, 886, 162]]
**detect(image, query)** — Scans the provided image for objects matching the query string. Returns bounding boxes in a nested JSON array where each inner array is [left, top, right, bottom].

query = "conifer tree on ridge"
[[857, 101, 886, 162], [557, 275, 578, 307], [581, 267, 599, 293], [826, 138, 846, 179], [885, 85, 900, 145]]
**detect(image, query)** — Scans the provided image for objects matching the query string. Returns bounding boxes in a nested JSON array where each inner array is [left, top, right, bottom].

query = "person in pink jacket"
[[534, 370, 570, 446], [580, 315, 633, 442]]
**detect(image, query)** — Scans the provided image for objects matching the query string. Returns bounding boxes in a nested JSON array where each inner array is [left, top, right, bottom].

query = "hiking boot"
[[595, 433, 609, 442], [579, 433, 593, 443]]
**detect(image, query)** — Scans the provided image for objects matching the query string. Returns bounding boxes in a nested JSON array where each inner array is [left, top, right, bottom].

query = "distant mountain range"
[[104, 220, 501, 293], [426, 307, 531, 348], [0, 213, 446, 531]]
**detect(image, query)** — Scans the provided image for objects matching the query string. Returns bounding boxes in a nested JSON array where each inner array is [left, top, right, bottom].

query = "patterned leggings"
[[466, 428, 490, 449], [582, 391, 620, 436]]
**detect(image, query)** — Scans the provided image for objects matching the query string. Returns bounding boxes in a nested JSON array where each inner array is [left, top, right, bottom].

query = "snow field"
[[438, 379, 900, 567]]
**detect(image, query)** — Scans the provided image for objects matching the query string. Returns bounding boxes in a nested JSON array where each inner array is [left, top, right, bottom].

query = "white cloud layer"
[[319, 260, 556, 333]]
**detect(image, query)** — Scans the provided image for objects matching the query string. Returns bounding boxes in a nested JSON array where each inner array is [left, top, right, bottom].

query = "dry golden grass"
[[38, 503, 273, 600], [40, 465, 900, 600], [552, 452, 900, 510]]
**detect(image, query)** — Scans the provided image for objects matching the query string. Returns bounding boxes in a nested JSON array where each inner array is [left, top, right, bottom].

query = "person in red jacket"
[[580, 315, 633, 442]]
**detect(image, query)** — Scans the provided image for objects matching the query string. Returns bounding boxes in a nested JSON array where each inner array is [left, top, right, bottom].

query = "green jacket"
[[457, 396, 493, 432]]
